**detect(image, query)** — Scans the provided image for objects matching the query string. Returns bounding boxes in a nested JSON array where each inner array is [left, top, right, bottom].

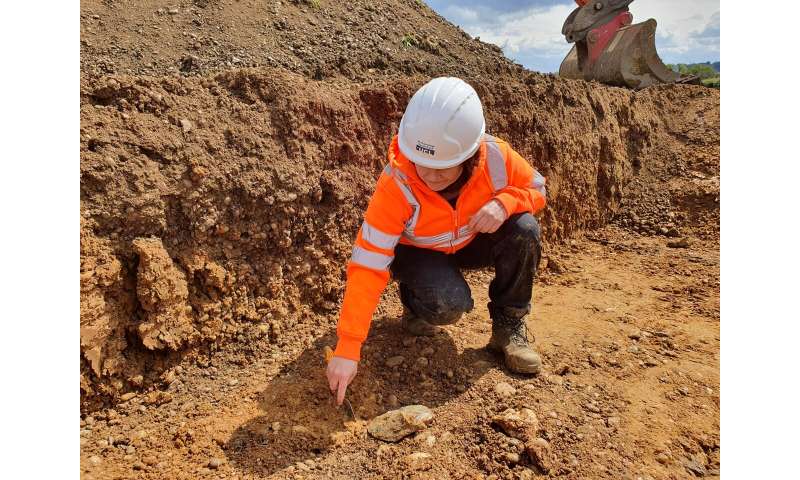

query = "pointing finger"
[[336, 376, 349, 406], [327, 366, 338, 393]]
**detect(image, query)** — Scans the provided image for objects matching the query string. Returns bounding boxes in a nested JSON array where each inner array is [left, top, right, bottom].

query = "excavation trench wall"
[[80, 68, 715, 409]]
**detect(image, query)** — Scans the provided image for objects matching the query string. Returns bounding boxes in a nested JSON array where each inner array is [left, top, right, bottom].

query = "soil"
[[80, 1, 720, 478]]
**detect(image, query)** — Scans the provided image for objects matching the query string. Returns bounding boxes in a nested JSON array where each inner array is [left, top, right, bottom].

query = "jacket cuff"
[[493, 192, 516, 217], [334, 335, 363, 362]]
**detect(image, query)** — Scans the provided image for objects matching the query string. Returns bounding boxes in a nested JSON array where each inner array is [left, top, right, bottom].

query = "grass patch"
[[401, 34, 419, 48]]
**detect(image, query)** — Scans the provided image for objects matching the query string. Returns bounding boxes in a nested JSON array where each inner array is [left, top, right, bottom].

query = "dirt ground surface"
[[79, 226, 719, 480], [80, 1, 720, 478]]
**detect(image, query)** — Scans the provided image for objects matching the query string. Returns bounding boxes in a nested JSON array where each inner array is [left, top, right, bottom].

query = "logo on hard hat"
[[415, 141, 436, 156]]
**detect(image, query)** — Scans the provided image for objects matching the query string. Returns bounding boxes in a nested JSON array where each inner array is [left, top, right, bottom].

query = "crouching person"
[[326, 77, 547, 405]]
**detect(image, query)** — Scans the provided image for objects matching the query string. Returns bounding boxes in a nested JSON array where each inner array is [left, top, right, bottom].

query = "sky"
[[424, 0, 720, 73]]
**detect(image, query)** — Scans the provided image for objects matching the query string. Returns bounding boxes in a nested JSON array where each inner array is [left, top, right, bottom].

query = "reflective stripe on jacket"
[[334, 134, 547, 360]]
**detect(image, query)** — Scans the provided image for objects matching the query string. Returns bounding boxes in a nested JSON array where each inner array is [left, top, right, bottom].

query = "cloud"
[[630, 0, 720, 59], [425, 0, 720, 72]]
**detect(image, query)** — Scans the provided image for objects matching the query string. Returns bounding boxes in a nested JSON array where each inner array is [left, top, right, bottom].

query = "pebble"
[[385, 356, 405, 368], [667, 238, 691, 248], [493, 382, 516, 397], [526, 437, 551, 472], [404, 452, 432, 470], [644, 357, 660, 367], [120, 392, 137, 402], [179, 118, 193, 133], [682, 455, 708, 476], [367, 405, 434, 442], [505, 452, 520, 464], [492, 408, 539, 440], [292, 425, 310, 435], [208, 457, 224, 469]]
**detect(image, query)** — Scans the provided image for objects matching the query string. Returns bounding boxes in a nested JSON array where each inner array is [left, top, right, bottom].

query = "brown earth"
[[80, 1, 720, 478]]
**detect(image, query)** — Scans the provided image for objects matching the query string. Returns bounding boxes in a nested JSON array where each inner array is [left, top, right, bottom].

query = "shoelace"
[[496, 315, 536, 345]]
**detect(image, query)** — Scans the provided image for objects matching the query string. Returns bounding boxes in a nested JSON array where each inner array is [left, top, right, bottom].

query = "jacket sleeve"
[[492, 143, 547, 216], [334, 169, 411, 361]]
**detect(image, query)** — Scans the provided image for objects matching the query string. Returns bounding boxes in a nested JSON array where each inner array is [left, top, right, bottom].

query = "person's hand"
[[326, 356, 358, 406], [469, 199, 508, 233]]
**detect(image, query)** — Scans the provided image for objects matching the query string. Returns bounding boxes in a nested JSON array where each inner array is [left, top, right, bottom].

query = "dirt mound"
[[80, 0, 524, 81]]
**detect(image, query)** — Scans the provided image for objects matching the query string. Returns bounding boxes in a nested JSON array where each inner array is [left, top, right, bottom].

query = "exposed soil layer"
[[80, 68, 717, 408], [80, 0, 720, 478]]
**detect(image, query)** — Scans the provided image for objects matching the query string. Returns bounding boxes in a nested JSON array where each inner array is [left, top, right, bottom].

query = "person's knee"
[[508, 213, 541, 245], [413, 284, 473, 325]]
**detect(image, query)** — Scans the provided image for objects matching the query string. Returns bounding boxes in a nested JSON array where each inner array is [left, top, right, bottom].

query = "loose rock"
[[492, 408, 539, 440], [667, 238, 691, 248], [526, 437, 552, 473], [179, 118, 193, 133], [385, 355, 405, 368], [493, 382, 516, 397], [504, 452, 520, 464], [367, 405, 434, 442], [404, 452, 432, 470]]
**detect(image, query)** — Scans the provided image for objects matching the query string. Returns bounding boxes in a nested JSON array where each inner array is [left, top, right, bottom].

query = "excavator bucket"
[[560, 19, 680, 89]]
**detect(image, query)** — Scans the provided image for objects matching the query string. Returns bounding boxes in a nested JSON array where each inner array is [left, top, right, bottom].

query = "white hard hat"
[[398, 77, 485, 169]]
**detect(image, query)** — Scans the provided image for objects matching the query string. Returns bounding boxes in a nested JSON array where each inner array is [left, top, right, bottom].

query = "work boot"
[[400, 307, 441, 336], [487, 313, 542, 375]]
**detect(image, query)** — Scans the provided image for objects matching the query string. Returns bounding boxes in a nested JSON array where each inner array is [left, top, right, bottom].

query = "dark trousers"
[[390, 213, 542, 325]]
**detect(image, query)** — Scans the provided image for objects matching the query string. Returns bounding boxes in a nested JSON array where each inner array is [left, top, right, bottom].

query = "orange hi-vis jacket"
[[334, 134, 547, 361]]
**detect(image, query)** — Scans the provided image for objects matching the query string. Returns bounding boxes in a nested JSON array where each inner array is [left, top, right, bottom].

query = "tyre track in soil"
[[79, 226, 719, 480]]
